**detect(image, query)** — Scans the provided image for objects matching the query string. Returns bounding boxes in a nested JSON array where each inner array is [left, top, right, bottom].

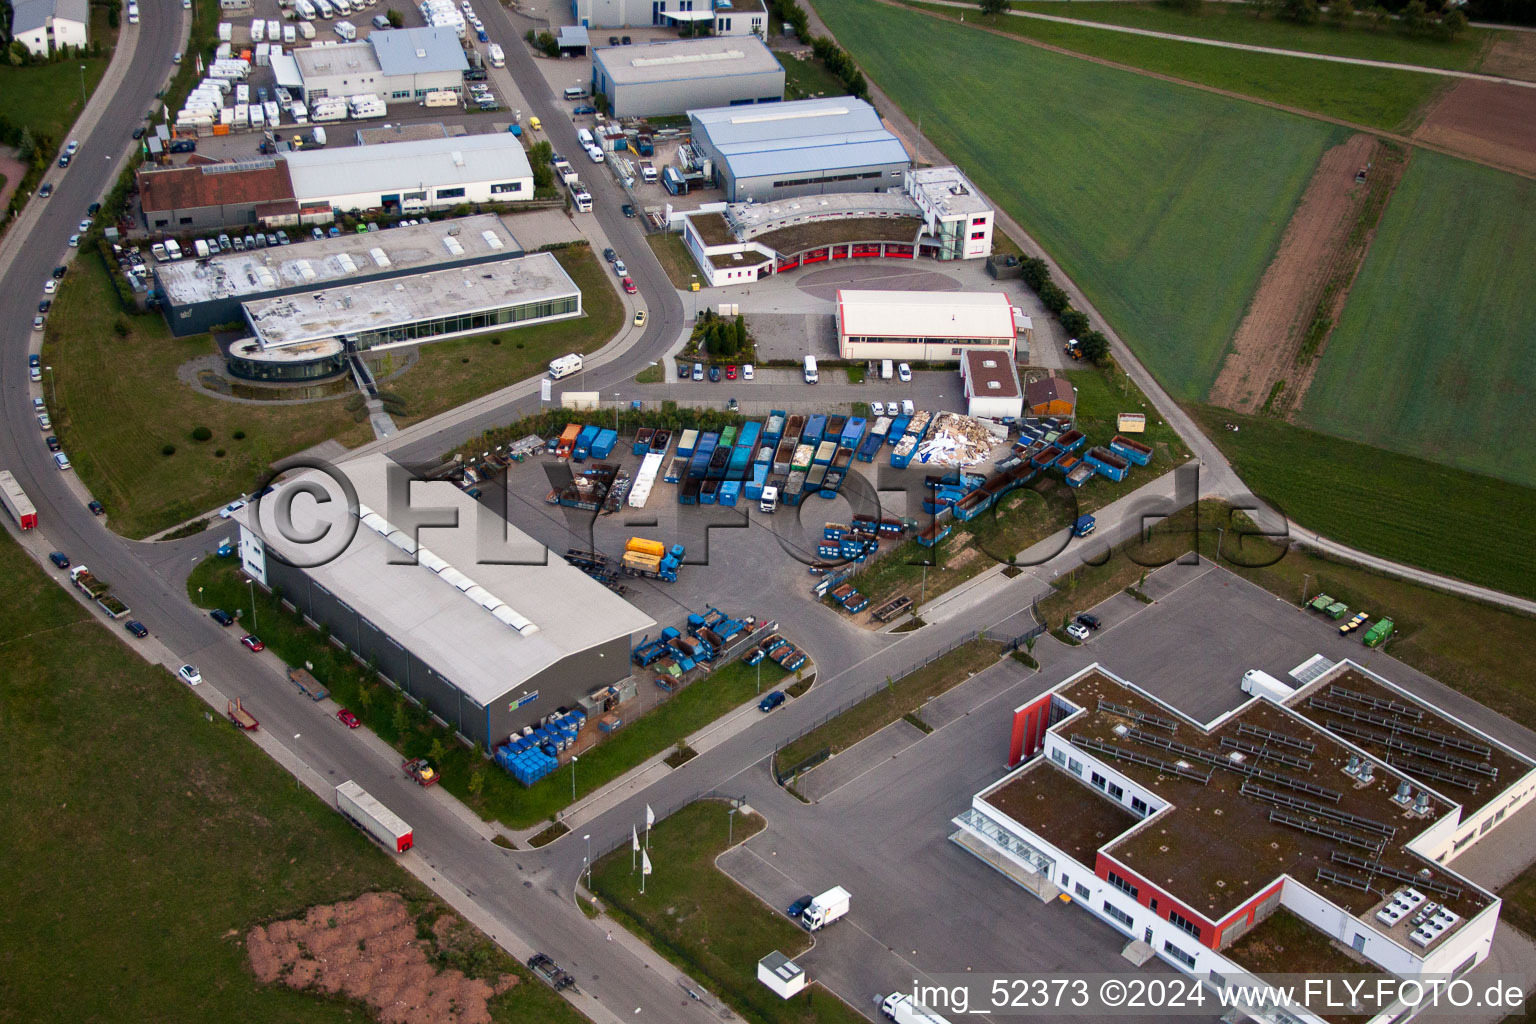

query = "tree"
[[386, 7, 403, 26], [468, 767, 485, 798], [1020, 256, 1050, 292], [1364, 2, 1389, 30], [734, 314, 746, 354], [1326, 0, 1354, 27], [428, 738, 448, 766], [392, 700, 410, 737], [1440, 7, 1468, 37], [1038, 281, 1070, 315], [1280, 0, 1319, 23], [1160, 0, 1201, 11], [16, 125, 35, 162], [1079, 330, 1111, 364], [1059, 309, 1090, 337], [1399, 0, 1428, 34], [978, 0, 1010, 15]]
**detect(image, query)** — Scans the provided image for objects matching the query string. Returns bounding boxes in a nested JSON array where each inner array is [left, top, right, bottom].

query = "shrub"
[[1038, 281, 1071, 315], [232, 430, 245, 440], [1059, 309, 1091, 337], [214, 449, 226, 458], [161, 444, 176, 456], [113, 318, 130, 337], [191, 426, 213, 442]]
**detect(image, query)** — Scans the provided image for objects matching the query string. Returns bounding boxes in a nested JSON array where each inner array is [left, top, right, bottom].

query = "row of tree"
[[809, 36, 871, 102], [696, 308, 748, 359], [1019, 256, 1110, 364], [1244, 0, 1470, 36]]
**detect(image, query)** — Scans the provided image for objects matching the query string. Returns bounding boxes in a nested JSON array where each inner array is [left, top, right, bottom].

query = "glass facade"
[[349, 294, 579, 350], [227, 348, 348, 382]]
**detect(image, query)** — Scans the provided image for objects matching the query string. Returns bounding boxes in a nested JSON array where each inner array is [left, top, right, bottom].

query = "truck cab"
[[758, 486, 778, 514], [1071, 514, 1096, 538]]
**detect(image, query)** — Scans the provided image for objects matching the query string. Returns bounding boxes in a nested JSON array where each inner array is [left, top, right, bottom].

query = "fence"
[[770, 628, 984, 784]]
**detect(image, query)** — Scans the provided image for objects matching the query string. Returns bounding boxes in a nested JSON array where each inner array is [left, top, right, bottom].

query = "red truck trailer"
[[0, 470, 38, 529], [227, 698, 260, 731]]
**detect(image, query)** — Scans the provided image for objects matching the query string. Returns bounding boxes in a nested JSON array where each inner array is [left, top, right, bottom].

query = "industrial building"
[[591, 37, 783, 119], [283, 133, 534, 215], [293, 27, 469, 103], [571, 0, 766, 35], [139, 159, 299, 234], [154, 213, 522, 337], [960, 350, 1023, 420], [235, 454, 654, 749], [689, 97, 910, 203], [906, 166, 994, 261], [1024, 375, 1076, 418], [954, 660, 1536, 1015], [11, 0, 88, 56], [835, 290, 1016, 362]]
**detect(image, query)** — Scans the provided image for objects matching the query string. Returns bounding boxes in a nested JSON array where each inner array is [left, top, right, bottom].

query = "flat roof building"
[[572, 0, 765, 35], [836, 289, 1015, 362], [138, 158, 298, 234], [953, 659, 1536, 1013], [591, 37, 783, 119], [960, 349, 1023, 420], [689, 97, 910, 204], [906, 166, 994, 261], [283, 133, 535, 215], [154, 213, 523, 336], [235, 454, 654, 749], [294, 27, 468, 103]]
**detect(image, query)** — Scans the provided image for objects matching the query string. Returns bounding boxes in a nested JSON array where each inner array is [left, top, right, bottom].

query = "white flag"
[[641, 850, 652, 876], [645, 804, 655, 828], [631, 825, 639, 852]]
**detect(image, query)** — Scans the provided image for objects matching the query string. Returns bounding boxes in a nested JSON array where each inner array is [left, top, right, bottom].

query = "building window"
[[179, 217, 193, 225], [490, 181, 523, 194], [1163, 941, 1196, 969], [1150, 898, 1159, 912], [1496, 807, 1507, 822], [391, 89, 411, 99], [1481, 818, 1494, 834], [436, 187, 466, 200], [1131, 796, 1148, 815], [1169, 910, 1202, 940], [153, 219, 169, 227], [970, 230, 986, 240], [1102, 901, 1133, 930], [1108, 782, 1124, 801], [1051, 747, 1066, 766], [1107, 871, 1138, 900], [1068, 757, 1082, 776], [1090, 771, 1107, 791], [1075, 882, 1090, 899], [972, 216, 987, 226]]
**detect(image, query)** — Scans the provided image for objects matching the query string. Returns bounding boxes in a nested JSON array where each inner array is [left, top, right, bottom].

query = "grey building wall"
[[717, 159, 908, 204], [263, 556, 634, 749], [596, 69, 784, 119], [159, 246, 526, 337], [144, 202, 269, 234], [303, 68, 464, 103]]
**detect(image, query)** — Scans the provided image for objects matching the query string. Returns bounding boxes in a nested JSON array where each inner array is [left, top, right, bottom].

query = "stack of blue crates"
[[495, 710, 588, 787]]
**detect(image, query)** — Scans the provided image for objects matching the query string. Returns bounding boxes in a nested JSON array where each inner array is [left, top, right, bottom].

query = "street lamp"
[[728, 807, 737, 847], [1301, 573, 1313, 607], [248, 577, 258, 630], [584, 833, 592, 890], [570, 754, 578, 800], [45, 366, 54, 408], [78, 65, 86, 109], [613, 392, 621, 432], [1214, 526, 1225, 564]]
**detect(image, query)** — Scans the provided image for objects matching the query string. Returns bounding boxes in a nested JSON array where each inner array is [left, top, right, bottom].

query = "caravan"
[[549, 353, 583, 379]]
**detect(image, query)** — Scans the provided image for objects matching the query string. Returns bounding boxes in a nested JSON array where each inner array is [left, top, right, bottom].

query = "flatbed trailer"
[[227, 698, 259, 730]]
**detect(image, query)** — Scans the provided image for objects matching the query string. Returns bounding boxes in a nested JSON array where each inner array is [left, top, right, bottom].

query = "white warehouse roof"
[[837, 289, 1016, 341], [283, 134, 533, 204], [690, 97, 908, 180], [594, 35, 781, 85], [370, 26, 469, 75], [234, 454, 655, 707]]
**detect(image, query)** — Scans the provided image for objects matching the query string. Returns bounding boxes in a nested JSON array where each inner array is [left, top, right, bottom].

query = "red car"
[[337, 708, 361, 729], [725, 364, 738, 380], [239, 634, 264, 652], [622, 276, 636, 294]]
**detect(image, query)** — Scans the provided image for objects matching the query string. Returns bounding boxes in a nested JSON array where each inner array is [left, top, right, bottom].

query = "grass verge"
[[383, 246, 621, 427], [646, 230, 705, 290], [591, 801, 867, 1024], [45, 253, 368, 538], [781, 48, 851, 101], [777, 638, 1003, 768], [0, 12, 115, 146], [189, 555, 787, 829], [0, 530, 580, 1024]]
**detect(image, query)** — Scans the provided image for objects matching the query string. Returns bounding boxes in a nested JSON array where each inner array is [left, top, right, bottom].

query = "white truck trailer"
[[336, 780, 413, 852], [800, 886, 850, 931], [881, 993, 952, 1024]]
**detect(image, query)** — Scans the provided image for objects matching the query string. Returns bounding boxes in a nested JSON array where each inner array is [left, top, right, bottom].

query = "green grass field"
[[903, 0, 1447, 130], [0, 9, 115, 146], [1297, 152, 1536, 489], [819, 0, 1340, 399], [1190, 406, 1536, 601], [44, 254, 370, 538], [1011, 1, 1493, 71], [592, 801, 866, 1024], [0, 533, 582, 1024], [780, 49, 849, 101]]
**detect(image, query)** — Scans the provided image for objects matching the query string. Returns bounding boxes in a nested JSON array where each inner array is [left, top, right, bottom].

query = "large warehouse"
[[835, 289, 1016, 362], [139, 158, 298, 234], [235, 455, 654, 749], [591, 37, 783, 119], [293, 27, 469, 103], [154, 213, 523, 337], [572, 0, 766, 34], [689, 97, 910, 203], [283, 133, 534, 215], [955, 660, 1536, 998]]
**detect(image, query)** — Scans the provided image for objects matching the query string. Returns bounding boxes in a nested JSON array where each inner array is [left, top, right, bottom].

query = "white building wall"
[[312, 172, 533, 212], [15, 26, 51, 55], [53, 14, 88, 48], [239, 524, 269, 586]]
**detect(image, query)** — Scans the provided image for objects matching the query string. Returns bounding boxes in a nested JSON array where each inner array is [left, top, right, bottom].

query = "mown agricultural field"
[[1298, 151, 1536, 489], [903, 0, 1448, 130], [819, 0, 1340, 399]]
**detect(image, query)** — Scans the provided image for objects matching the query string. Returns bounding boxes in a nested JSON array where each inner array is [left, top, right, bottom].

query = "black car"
[[621, 35, 631, 43], [1075, 613, 1102, 631], [603, 247, 617, 263], [210, 609, 235, 626], [87, 202, 100, 215], [132, 126, 147, 140], [608, 35, 619, 44], [49, 551, 71, 569], [786, 894, 814, 918], [87, 500, 105, 515], [708, 365, 721, 383], [52, 265, 67, 279], [58, 154, 71, 168], [621, 203, 636, 218], [38, 300, 51, 314], [124, 619, 149, 638], [45, 436, 61, 452]]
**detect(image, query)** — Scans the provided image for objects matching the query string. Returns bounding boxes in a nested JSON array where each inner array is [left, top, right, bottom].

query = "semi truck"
[[336, 780, 413, 853], [881, 993, 952, 1024], [800, 886, 849, 931], [0, 470, 37, 529]]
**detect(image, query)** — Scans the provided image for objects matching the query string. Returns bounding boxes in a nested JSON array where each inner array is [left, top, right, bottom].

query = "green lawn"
[[44, 254, 370, 538], [778, 638, 1003, 769], [189, 555, 786, 829], [780, 49, 850, 101], [819, 0, 1340, 399], [591, 802, 866, 1024], [645, 229, 704, 290], [0, 532, 582, 1024], [1297, 152, 1536, 489], [904, 0, 1447, 130], [0, 10, 115, 147], [384, 246, 623, 427], [1189, 406, 1536, 602], [1011, 1, 1493, 71]]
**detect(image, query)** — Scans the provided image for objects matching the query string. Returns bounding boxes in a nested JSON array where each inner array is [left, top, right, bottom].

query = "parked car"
[[337, 708, 361, 729], [219, 499, 247, 519], [210, 609, 235, 626], [691, 362, 704, 381], [88, 500, 105, 516], [786, 894, 814, 918], [741, 364, 754, 380], [613, 259, 627, 275], [1065, 622, 1091, 642], [45, 435, 61, 452], [43, 280, 56, 294], [124, 619, 149, 638], [759, 690, 786, 712], [49, 551, 71, 569], [58, 153, 71, 168], [898, 362, 912, 382], [871, 400, 885, 416], [622, 276, 636, 294], [603, 247, 617, 263], [38, 182, 53, 197], [240, 634, 265, 652], [178, 664, 202, 686], [67, 234, 80, 248], [621, 203, 635, 218], [36, 302, 49, 314], [53, 265, 66, 278], [1075, 613, 1102, 631], [53, 452, 71, 471], [573, 104, 595, 115], [708, 365, 721, 383], [725, 364, 737, 380], [132, 126, 147, 140], [633, 310, 646, 326], [33, 315, 45, 331], [78, 218, 92, 233]]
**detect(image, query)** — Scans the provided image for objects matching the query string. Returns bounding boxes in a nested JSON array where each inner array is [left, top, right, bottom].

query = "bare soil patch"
[[1413, 78, 1536, 178], [1479, 31, 1536, 83], [1209, 134, 1403, 415], [245, 891, 516, 1024]]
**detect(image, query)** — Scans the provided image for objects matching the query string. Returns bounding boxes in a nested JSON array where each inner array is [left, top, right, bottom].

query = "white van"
[[803, 355, 818, 384], [586, 144, 604, 164], [758, 486, 778, 514], [487, 43, 505, 67], [880, 358, 893, 380], [576, 127, 593, 148], [549, 353, 583, 379]]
